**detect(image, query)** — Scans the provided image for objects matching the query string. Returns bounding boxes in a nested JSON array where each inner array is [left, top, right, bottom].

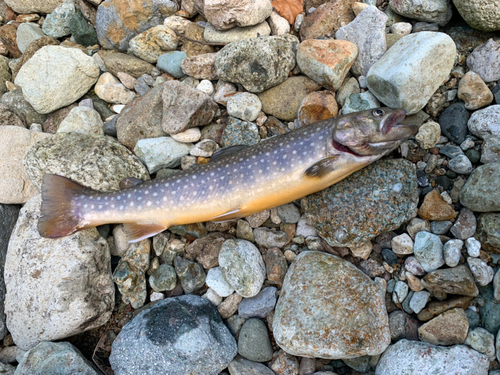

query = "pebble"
[[69, 7, 99, 47], [228, 356, 275, 375], [457, 71, 493, 110], [467, 39, 500, 82], [264, 248, 288, 287], [341, 91, 380, 115], [388, 310, 406, 341], [42, 0, 75, 38], [157, 51, 187, 78], [413, 231, 444, 272], [443, 239, 463, 267], [128, 25, 178, 63], [418, 308, 469, 345], [206, 267, 235, 298], [56, 106, 104, 135], [431, 220, 452, 235], [101, 51, 155, 79], [181, 53, 218, 81], [390, 22, 412, 35], [149, 263, 177, 292], [203, 288, 222, 306], [367, 32, 456, 114], [221, 117, 260, 147], [226, 92, 262, 122], [134, 136, 192, 173], [214, 82, 237, 106], [299, 1, 355, 40], [337, 77, 360, 107], [268, 10, 290, 35], [450, 207, 476, 240], [405, 256, 426, 276], [467, 105, 500, 139], [351, 241, 373, 260], [170, 127, 201, 143], [195, 79, 214, 95], [481, 135, 500, 163], [464, 327, 496, 361], [238, 286, 277, 319], [16, 23, 44, 54], [409, 290, 430, 314], [196, 0, 272, 30], [417, 296, 472, 322], [237, 318, 273, 362], [448, 154, 473, 174], [415, 121, 441, 149], [204, 21, 271, 44], [421, 265, 479, 297], [389, 0, 452, 26], [253, 227, 289, 249], [460, 162, 500, 212], [190, 139, 217, 157], [218, 293, 243, 319], [465, 237, 481, 257], [269, 350, 300, 375], [467, 257, 494, 286], [5, 0, 65, 13], [393, 280, 409, 304], [475, 213, 500, 253], [407, 218, 431, 239], [391, 233, 413, 255], [418, 189, 456, 221]]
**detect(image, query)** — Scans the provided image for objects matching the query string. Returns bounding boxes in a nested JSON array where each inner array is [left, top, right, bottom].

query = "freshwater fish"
[[38, 108, 417, 243]]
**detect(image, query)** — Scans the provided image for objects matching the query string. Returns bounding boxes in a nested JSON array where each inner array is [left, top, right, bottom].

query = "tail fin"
[[38, 175, 88, 238]]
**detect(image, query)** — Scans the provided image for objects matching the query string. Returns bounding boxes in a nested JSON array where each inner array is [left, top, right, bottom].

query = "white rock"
[[57, 107, 104, 135], [4, 195, 114, 350], [268, 10, 290, 35], [392, 280, 408, 304], [214, 82, 237, 105], [170, 128, 201, 143], [190, 139, 218, 157], [467, 257, 494, 286], [391, 233, 413, 255], [203, 288, 223, 306], [350, 241, 373, 260], [443, 239, 463, 267], [409, 290, 430, 314], [389, 0, 452, 26], [465, 237, 481, 257], [390, 22, 412, 35], [16, 23, 45, 54], [94, 73, 135, 105], [468, 105, 500, 139], [14, 46, 100, 114], [296, 214, 317, 238], [150, 292, 165, 302], [196, 79, 214, 95], [206, 267, 235, 297], [204, 22, 271, 44], [227, 92, 262, 122], [464, 327, 495, 361]]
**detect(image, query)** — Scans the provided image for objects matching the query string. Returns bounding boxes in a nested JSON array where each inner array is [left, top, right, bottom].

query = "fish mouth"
[[381, 109, 407, 135]]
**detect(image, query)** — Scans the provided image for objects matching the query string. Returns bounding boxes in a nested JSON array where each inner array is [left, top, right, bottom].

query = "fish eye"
[[372, 109, 385, 117]]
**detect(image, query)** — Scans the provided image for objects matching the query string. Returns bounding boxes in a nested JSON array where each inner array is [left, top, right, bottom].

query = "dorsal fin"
[[209, 145, 249, 163], [303, 156, 341, 178], [123, 223, 168, 243], [119, 177, 144, 189]]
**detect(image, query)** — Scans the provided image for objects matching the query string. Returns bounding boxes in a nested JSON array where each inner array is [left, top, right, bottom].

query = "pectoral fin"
[[209, 208, 243, 223], [119, 177, 144, 189], [303, 156, 341, 178], [210, 145, 249, 163], [123, 223, 168, 243]]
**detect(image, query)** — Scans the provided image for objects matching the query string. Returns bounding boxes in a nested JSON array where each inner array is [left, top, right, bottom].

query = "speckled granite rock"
[[452, 0, 500, 32], [273, 251, 390, 358], [475, 213, 500, 253], [460, 162, 500, 212], [221, 117, 260, 147], [302, 159, 418, 247]]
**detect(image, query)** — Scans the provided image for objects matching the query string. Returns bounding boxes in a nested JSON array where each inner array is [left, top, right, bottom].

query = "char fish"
[[38, 108, 417, 242]]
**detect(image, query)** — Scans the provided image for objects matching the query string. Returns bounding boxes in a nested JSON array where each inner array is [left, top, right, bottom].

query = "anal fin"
[[209, 208, 243, 223], [123, 223, 167, 243], [303, 156, 340, 178]]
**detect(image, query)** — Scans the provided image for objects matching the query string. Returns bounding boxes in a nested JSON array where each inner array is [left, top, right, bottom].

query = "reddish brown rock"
[[417, 296, 473, 322], [458, 71, 493, 110], [418, 308, 469, 345], [418, 189, 457, 221], [300, 0, 357, 40], [297, 91, 338, 126], [421, 265, 479, 297], [264, 247, 288, 287], [0, 23, 21, 58], [185, 232, 233, 269]]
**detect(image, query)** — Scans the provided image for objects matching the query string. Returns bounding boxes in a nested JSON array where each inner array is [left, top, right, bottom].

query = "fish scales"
[[38, 108, 418, 242]]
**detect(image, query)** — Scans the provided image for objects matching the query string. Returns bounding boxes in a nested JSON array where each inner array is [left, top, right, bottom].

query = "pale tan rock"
[[116, 72, 137, 90], [458, 71, 493, 110], [406, 272, 423, 292], [5, 0, 64, 13], [217, 293, 243, 319], [268, 10, 290, 35], [415, 120, 441, 149], [0, 126, 52, 204], [418, 308, 469, 345], [171, 128, 201, 143], [352, 2, 369, 16], [392, 233, 414, 255], [181, 53, 218, 80], [128, 25, 178, 64], [95, 72, 136, 105], [350, 241, 373, 260]]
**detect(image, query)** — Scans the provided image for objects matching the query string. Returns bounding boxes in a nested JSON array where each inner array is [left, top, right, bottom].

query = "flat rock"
[[14, 46, 100, 114], [101, 51, 155, 78], [4, 195, 114, 350], [273, 251, 390, 358], [418, 308, 469, 345], [134, 137, 192, 173], [375, 339, 489, 375], [421, 265, 479, 297], [366, 32, 456, 114], [109, 295, 237, 375], [23, 132, 149, 192], [452, 0, 500, 31], [390, 0, 452, 26], [460, 162, 500, 212], [418, 189, 456, 221], [4, 0, 64, 13], [0, 126, 52, 204], [228, 356, 275, 375], [203, 22, 271, 44], [302, 159, 418, 247]]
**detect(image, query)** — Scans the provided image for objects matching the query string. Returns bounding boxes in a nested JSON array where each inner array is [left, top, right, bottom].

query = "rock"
[[335, 6, 388, 77], [174, 256, 206, 294], [418, 189, 456, 221], [128, 25, 178, 63], [448, 154, 473, 175], [101, 51, 155, 78], [375, 339, 489, 375], [228, 356, 275, 375], [299, 0, 357, 40], [133, 136, 192, 173], [340, 91, 380, 114], [56, 106, 104, 135], [269, 350, 300, 374], [221, 117, 260, 147], [415, 120, 441, 149], [359, 258, 385, 278], [95, 72, 136, 105], [190, 139, 217, 157], [409, 290, 430, 314], [302, 159, 418, 247], [418, 308, 469, 345], [417, 296, 473, 322], [465, 237, 481, 257], [11, 36, 60, 83], [274, 251, 390, 358], [389, 0, 452, 26], [421, 265, 479, 297], [467, 257, 494, 286], [162, 80, 218, 134], [443, 239, 463, 267], [264, 248, 288, 287], [24, 132, 149, 192], [206, 267, 234, 297], [393, 280, 409, 304], [219, 239, 266, 298], [460, 162, 500, 212], [475, 213, 500, 253], [0, 127, 52, 204], [14, 46, 99, 114], [70, 9, 99, 47], [109, 295, 237, 375], [481, 135, 500, 163], [450, 208, 476, 240], [237, 318, 273, 362], [297, 91, 338, 126], [431, 220, 453, 235], [16, 341, 100, 375], [257, 76, 321, 121], [464, 327, 495, 361], [467, 39, 500, 82], [185, 232, 233, 269], [457, 71, 493, 110], [296, 39, 358, 91], [227, 92, 262, 122], [452, 0, 500, 32], [391, 233, 413, 255], [438, 102, 470, 144], [467, 105, 500, 139], [157, 51, 186, 78], [4, 195, 114, 350], [238, 286, 277, 319], [366, 32, 456, 115], [4, 0, 64, 13], [171, 128, 201, 143], [218, 292, 243, 319], [253, 228, 288, 249], [203, 22, 271, 44], [215, 35, 298, 93], [181, 53, 218, 80], [42, 0, 75, 38], [16, 23, 44, 54], [149, 263, 176, 292], [268, 10, 290, 35], [96, 0, 177, 51]]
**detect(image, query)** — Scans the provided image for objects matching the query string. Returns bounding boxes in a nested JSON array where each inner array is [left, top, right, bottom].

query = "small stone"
[[297, 91, 338, 126], [467, 39, 500, 83], [409, 290, 430, 314], [171, 127, 201, 143], [350, 241, 373, 260], [203, 22, 271, 44], [391, 22, 412, 35], [421, 265, 479, 297], [56, 106, 104, 135], [466, 237, 481, 257], [69, 9, 98, 47], [238, 318, 273, 362], [481, 135, 500, 163], [203, 288, 222, 306], [94, 72, 135, 105], [360, 258, 386, 278], [460, 162, 500, 212], [133, 137, 192, 173], [227, 92, 262, 122], [457, 71, 493, 110], [253, 228, 289, 249], [299, 1, 356, 40], [149, 263, 177, 292], [448, 154, 473, 174], [443, 239, 463, 267], [389, 310, 406, 342], [264, 248, 288, 287], [475, 213, 500, 253], [450, 208, 476, 240], [413, 231, 444, 272], [341, 91, 380, 115], [418, 308, 469, 345], [42, 0, 76, 38], [418, 189, 456, 221], [157, 51, 187, 78], [16, 23, 44, 54], [128, 26, 178, 64], [269, 350, 300, 375], [206, 267, 235, 298], [467, 105, 500, 139], [431, 220, 453, 235], [181, 53, 218, 81], [218, 293, 243, 319], [417, 296, 473, 322], [228, 356, 275, 375], [190, 139, 217, 157], [238, 287, 277, 319], [467, 257, 494, 286], [196, 79, 214, 95], [268, 10, 290, 35], [464, 327, 495, 361], [407, 218, 431, 239], [174, 256, 206, 294], [393, 281, 409, 304], [405, 256, 426, 276], [415, 121, 441, 149], [406, 272, 423, 292]]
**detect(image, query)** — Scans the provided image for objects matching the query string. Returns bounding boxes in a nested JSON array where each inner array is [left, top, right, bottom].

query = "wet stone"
[[413, 231, 444, 272], [149, 263, 176, 292]]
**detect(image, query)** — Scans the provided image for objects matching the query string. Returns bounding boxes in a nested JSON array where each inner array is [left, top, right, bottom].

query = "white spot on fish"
[[97, 197, 101, 201], [209, 186, 214, 190], [130, 202, 134, 207], [99, 205, 102, 209], [147, 201, 152, 206], [91, 205, 94, 209], [153, 192, 158, 196], [144, 190, 149, 195], [127, 194, 131, 198], [120, 205, 124, 210], [111, 204, 115, 208], [84, 204, 88, 208], [163, 197, 167, 201]]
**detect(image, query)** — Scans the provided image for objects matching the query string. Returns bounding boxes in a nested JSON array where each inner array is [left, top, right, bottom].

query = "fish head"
[[332, 107, 418, 157]]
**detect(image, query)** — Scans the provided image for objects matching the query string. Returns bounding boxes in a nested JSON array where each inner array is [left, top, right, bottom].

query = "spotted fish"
[[38, 108, 417, 242]]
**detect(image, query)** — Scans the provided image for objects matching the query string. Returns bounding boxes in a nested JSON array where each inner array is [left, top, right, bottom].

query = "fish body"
[[38, 108, 417, 242]]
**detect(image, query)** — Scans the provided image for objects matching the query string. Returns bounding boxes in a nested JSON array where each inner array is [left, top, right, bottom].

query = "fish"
[[38, 107, 417, 243]]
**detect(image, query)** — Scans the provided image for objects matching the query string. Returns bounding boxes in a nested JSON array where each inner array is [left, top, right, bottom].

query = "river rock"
[[468, 257, 494, 286], [70, 8, 99, 47], [467, 39, 500, 82], [302, 159, 417, 247], [464, 327, 496, 361], [227, 92, 262, 122], [221, 117, 260, 147], [366, 31, 456, 114], [475, 213, 500, 253], [460, 162, 500, 212], [228, 356, 275, 375], [481, 135, 500, 163], [450, 207, 476, 240], [273, 251, 390, 358], [109, 295, 237, 375], [389, 0, 452, 26], [413, 231, 444, 272], [467, 105, 500, 138], [418, 308, 469, 345], [203, 22, 271, 44], [421, 265, 479, 296], [96, 0, 177, 51], [0, 126, 52, 204], [14, 46, 100, 114], [128, 25, 178, 63], [134, 137, 192, 173], [181, 53, 218, 80], [418, 189, 456, 221], [23, 132, 149, 192], [237, 318, 273, 362], [42, 0, 75, 38], [297, 91, 338, 126], [215, 35, 298, 93], [56, 106, 104, 135], [4, 0, 64, 13], [4, 195, 114, 350], [16, 23, 44, 54], [95, 72, 136, 105], [438, 102, 470, 144], [101, 51, 155, 78], [452, 0, 500, 32], [375, 339, 489, 375], [457, 71, 493, 110]]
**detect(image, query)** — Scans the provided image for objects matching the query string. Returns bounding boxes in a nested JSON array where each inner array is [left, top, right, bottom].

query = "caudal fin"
[[38, 175, 88, 238]]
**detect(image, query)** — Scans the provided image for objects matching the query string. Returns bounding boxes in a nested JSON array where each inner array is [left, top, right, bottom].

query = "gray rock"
[[335, 6, 388, 77], [468, 105, 500, 139], [238, 286, 277, 319], [409, 290, 431, 314], [14, 46, 100, 114], [404, 256, 426, 276], [366, 32, 456, 115], [341, 91, 381, 115], [134, 137, 192, 173], [467, 257, 494, 286], [16, 341, 100, 374], [450, 208, 476, 240], [443, 239, 463, 267], [466, 237, 481, 257], [448, 154, 473, 174], [430, 220, 453, 235], [109, 295, 237, 375], [481, 135, 500, 163], [16, 23, 45, 54], [174, 256, 206, 294], [253, 227, 289, 249], [56, 106, 104, 135], [221, 117, 260, 147], [215, 35, 298, 93], [276, 203, 300, 224], [375, 339, 489, 375], [42, 0, 76, 38], [452, 0, 500, 32], [4, 195, 114, 350], [389, 310, 406, 342], [475, 213, 500, 253], [438, 102, 470, 144], [0, 89, 47, 127], [24, 132, 149, 192], [226, 92, 262, 122], [393, 280, 409, 304], [460, 162, 500, 212], [273, 251, 390, 358], [464, 327, 495, 361], [413, 231, 444, 272], [237, 318, 273, 362], [228, 356, 275, 375], [440, 144, 465, 159], [390, 0, 452, 26], [343, 356, 371, 372], [149, 263, 177, 292], [421, 265, 479, 297], [204, 22, 271, 44], [467, 39, 500, 82], [206, 267, 234, 297], [219, 239, 266, 298]]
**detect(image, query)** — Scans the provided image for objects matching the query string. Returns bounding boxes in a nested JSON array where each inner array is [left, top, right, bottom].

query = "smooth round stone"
[[382, 249, 398, 265], [418, 308, 469, 346], [466, 237, 481, 257], [221, 117, 260, 147], [228, 357, 275, 375], [226, 92, 262, 122], [465, 148, 480, 164], [196, 80, 214, 95], [170, 127, 201, 143], [448, 154, 473, 174], [206, 267, 235, 297], [237, 318, 273, 362], [276, 203, 300, 224], [95, 72, 136, 105], [149, 263, 177, 292], [404, 256, 426, 276], [268, 10, 290, 35], [460, 162, 500, 212], [450, 208, 476, 240], [197, 0, 272, 30], [297, 90, 339, 126], [468, 257, 494, 286], [443, 239, 463, 267], [415, 121, 441, 149], [389, 0, 452, 26], [481, 135, 500, 163], [413, 231, 444, 272], [457, 71, 493, 110], [134, 136, 192, 173], [467, 39, 500, 82], [391, 22, 412, 35], [158, 51, 187, 79]]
